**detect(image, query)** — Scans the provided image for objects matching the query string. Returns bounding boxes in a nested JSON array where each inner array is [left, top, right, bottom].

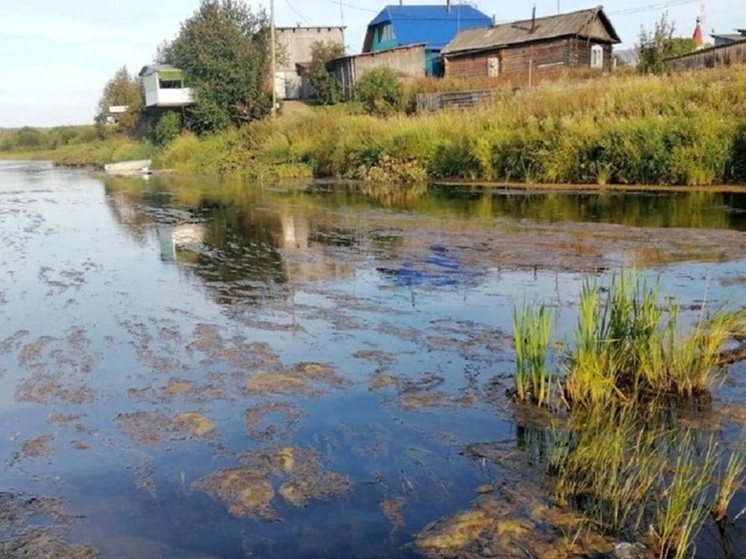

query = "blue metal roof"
[[369, 5, 492, 50]]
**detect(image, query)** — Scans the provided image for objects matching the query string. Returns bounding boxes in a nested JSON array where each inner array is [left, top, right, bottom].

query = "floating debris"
[[191, 468, 276, 520]]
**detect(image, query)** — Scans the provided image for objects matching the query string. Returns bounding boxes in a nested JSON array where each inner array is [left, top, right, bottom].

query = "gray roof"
[[711, 33, 746, 42], [138, 64, 179, 77], [442, 6, 621, 56]]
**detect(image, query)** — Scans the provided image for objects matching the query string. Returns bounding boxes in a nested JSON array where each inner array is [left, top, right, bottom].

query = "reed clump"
[[511, 272, 746, 558]]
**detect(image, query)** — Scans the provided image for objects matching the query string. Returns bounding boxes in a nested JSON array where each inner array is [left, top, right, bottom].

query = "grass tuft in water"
[[511, 271, 746, 558], [512, 303, 554, 408]]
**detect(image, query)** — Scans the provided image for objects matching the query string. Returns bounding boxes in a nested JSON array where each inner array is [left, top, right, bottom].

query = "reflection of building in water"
[[277, 213, 353, 283], [157, 224, 207, 262]]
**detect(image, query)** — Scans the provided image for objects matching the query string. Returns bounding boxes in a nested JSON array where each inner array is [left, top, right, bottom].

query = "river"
[[1, 160, 745, 558]]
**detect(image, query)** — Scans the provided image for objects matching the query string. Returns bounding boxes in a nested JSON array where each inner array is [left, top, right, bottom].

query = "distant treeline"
[[0, 125, 100, 153]]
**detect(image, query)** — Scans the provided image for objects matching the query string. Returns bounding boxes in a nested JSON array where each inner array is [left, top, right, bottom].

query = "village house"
[[330, 3, 491, 99], [362, 4, 492, 76], [441, 7, 621, 85], [275, 26, 345, 100], [138, 65, 193, 108]]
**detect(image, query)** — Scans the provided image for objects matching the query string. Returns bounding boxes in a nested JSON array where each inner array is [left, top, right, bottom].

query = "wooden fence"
[[666, 42, 746, 71], [415, 90, 496, 113]]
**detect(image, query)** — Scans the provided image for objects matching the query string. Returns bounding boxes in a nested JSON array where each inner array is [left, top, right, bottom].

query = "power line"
[[283, 0, 313, 25]]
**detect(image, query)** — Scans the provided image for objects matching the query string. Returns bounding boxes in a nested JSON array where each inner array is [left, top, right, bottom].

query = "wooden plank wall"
[[445, 37, 612, 85], [666, 42, 746, 70]]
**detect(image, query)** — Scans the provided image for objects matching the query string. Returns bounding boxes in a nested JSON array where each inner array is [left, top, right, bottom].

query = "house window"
[[591, 44, 604, 69], [377, 23, 395, 44], [487, 56, 500, 77]]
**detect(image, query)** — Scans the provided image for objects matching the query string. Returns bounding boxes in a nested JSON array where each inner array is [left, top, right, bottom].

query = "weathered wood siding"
[[331, 45, 426, 101], [445, 37, 613, 85], [666, 41, 746, 70]]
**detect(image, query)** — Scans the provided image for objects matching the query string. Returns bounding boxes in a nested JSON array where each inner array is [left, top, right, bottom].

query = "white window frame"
[[591, 44, 604, 69], [487, 56, 500, 77]]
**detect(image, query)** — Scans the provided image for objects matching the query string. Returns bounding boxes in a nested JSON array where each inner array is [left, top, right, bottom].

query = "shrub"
[[355, 67, 402, 116], [153, 112, 184, 146]]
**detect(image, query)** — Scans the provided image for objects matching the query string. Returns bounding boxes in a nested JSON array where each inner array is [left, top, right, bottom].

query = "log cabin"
[[441, 7, 621, 86]]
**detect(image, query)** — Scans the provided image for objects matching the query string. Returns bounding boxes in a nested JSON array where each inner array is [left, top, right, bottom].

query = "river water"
[[1, 160, 746, 558]]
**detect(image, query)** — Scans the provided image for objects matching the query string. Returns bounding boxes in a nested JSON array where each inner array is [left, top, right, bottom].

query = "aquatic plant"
[[511, 271, 746, 558], [512, 303, 554, 407]]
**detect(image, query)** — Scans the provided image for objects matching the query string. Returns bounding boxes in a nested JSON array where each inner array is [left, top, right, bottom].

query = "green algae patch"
[[0, 493, 98, 558], [244, 402, 305, 441], [173, 412, 215, 438], [381, 498, 407, 532], [191, 467, 277, 520], [21, 434, 54, 458], [117, 410, 218, 446], [244, 362, 346, 397], [416, 511, 494, 553]]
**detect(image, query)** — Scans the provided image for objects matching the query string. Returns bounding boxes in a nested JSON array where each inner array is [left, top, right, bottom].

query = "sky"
[[1, 0, 744, 128]]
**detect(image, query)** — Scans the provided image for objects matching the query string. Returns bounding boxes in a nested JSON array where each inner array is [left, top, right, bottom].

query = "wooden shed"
[[441, 7, 621, 85], [330, 44, 427, 101]]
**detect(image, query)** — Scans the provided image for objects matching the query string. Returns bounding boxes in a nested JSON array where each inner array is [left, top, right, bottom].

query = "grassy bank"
[[153, 67, 746, 187], [0, 133, 154, 169], [8, 67, 746, 186]]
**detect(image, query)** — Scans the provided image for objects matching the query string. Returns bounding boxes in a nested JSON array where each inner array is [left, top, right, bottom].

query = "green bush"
[[355, 67, 402, 116], [153, 112, 184, 146]]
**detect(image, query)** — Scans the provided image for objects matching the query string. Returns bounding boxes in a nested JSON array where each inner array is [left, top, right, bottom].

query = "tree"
[[355, 67, 402, 116], [163, 0, 271, 133], [638, 13, 697, 75], [96, 66, 143, 134], [308, 41, 345, 105]]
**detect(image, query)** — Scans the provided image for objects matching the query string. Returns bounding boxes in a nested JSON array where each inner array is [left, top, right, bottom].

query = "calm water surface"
[[1, 160, 745, 558]]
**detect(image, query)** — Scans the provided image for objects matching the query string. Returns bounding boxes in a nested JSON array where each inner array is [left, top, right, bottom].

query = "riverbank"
[[5, 66, 746, 186]]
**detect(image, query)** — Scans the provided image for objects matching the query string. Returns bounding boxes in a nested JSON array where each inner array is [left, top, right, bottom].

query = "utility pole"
[[270, 0, 277, 118]]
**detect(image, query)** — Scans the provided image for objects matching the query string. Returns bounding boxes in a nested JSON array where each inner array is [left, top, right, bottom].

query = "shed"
[[442, 7, 621, 84], [363, 5, 491, 76], [330, 44, 426, 101]]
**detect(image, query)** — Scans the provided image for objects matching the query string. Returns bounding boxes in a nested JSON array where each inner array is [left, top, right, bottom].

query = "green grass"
[[152, 66, 746, 186], [513, 303, 554, 407], [11, 66, 746, 184]]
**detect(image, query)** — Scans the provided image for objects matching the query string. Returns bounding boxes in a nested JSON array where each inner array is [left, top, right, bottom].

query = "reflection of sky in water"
[[0, 162, 745, 557]]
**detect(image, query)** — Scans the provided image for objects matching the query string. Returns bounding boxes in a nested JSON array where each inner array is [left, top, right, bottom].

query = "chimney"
[[492, 14, 496, 27], [531, 6, 536, 32], [446, 0, 451, 12]]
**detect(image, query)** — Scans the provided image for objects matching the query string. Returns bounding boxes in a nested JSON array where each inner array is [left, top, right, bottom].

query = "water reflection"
[[104, 177, 746, 307]]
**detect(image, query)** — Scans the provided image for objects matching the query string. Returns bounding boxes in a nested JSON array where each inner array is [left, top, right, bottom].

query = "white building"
[[138, 65, 194, 108]]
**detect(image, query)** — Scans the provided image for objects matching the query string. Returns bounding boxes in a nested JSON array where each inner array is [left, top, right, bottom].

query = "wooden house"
[[138, 65, 193, 108], [441, 7, 621, 85]]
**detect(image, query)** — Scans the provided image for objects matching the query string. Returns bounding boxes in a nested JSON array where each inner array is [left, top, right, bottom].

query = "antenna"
[[339, 0, 344, 28]]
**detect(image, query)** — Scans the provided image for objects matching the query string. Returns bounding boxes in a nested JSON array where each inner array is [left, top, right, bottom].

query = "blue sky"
[[1, 0, 744, 128]]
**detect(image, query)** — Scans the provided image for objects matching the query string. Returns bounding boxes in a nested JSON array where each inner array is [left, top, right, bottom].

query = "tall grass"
[[512, 271, 746, 558], [153, 66, 746, 186], [513, 303, 554, 407], [562, 273, 746, 407]]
